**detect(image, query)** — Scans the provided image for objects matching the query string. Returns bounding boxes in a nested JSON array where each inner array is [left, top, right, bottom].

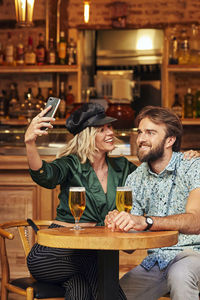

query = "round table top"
[[37, 226, 178, 251]]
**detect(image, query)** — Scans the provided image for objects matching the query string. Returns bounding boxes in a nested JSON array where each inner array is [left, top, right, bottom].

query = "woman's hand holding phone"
[[25, 97, 60, 143]]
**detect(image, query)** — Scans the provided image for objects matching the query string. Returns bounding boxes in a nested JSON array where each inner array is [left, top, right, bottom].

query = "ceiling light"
[[15, 0, 35, 27], [84, 1, 90, 24]]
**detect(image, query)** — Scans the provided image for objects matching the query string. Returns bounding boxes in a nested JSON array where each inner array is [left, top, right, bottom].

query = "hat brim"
[[92, 116, 117, 126]]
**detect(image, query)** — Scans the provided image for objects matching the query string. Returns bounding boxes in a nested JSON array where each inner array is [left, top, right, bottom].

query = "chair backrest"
[[0, 220, 53, 282]]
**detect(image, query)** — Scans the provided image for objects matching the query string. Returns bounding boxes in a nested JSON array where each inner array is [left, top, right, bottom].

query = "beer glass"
[[116, 186, 132, 213], [69, 187, 86, 230]]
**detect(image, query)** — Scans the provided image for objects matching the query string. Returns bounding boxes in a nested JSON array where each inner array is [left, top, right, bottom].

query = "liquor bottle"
[[47, 38, 56, 65], [0, 90, 6, 118], [67, 38, 77, 65], [194, 89, 200, 118], [35, 87, 45, 111], [23, 87, 36, 120], [171, 93, 182, 118], [58, 31, 67, 65], [36, 33, 46, 65], [184, 88, 194, 118], [0, 42, 4, 65], [169, 36, 178, 65], [178, 29, 190, 65], [46, 88, 58, 119], [189, 24, 199, 65], [66, 85, 75, 105], [16, 33, 24, 65], [5, 32, 14, 65], [47, 87, 54, 100], [59, 81, 66, 118], [8, 83, 20, 118], [25, 36, 36, 65]]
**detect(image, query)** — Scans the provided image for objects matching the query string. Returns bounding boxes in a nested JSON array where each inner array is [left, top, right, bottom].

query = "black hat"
[[66, 103, 117, 135]]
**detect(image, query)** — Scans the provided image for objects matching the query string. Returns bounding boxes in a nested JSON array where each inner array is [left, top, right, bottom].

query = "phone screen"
[[43, 97, 61, 118], [41, 97, 60, 130]]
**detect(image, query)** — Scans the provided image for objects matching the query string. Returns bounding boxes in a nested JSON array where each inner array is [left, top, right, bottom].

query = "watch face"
[[146, 217, 153, 225]]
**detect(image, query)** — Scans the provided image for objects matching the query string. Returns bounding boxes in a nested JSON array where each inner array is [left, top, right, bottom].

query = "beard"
[[137, 137, 166, 163]]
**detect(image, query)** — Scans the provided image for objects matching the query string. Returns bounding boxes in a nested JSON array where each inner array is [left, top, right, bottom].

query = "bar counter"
[[0, 154, 140, 170]]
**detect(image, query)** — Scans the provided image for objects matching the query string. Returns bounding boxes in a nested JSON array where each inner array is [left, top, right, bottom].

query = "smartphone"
[[41, 97, 60, 130]]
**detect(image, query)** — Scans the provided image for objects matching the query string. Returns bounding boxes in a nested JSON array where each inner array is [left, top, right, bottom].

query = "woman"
[[25, 102, 136, 300]]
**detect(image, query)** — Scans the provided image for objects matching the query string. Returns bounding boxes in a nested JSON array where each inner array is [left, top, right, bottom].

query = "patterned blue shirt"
[[125, 152, 200, 270]]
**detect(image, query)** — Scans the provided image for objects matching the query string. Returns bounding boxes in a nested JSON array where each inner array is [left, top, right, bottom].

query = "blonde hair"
[[56, 126, 120, 164], [56, 127, 99, 163]]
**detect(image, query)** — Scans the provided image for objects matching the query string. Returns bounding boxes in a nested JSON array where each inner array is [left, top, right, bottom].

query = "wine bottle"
[[184, 88, 194, 118], [58, 31, 67, 65], [59, 81, 67, 118], [171, 93, 182, 118]]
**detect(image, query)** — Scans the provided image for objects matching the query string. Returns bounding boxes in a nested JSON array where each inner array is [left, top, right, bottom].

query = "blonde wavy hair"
[[56, 127, 99, 163], [56, 126, 120, 164]]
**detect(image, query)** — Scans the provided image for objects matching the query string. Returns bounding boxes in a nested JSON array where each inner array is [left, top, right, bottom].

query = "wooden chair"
[[0, 220, 65, 300]]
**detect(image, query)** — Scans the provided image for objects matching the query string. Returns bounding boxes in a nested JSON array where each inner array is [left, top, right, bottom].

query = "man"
[[106, 106, 200, 300]]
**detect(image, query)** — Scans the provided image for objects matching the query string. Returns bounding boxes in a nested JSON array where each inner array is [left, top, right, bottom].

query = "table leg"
[[97, 250, 119, 300]]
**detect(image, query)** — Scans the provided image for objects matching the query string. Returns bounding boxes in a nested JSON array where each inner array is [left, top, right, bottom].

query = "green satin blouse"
[[29, 154, 136, 226]]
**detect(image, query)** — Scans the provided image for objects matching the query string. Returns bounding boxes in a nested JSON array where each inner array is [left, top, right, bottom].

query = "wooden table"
[[37, 227, 178, 300]]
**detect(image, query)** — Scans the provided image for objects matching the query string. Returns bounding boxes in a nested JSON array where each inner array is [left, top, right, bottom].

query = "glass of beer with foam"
[[69, 187, 86, 230], [116, 186, 132, 213]]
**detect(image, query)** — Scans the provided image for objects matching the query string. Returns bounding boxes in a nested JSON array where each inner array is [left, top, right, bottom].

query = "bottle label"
[[16, 44, 24, 64], [48, 52, 56, 64], [6, 45, 14, 63], [59, 99, 66, 118], [180, 40, 189, 50], [59, 43, 66, 59], [25, 52, 36, 65], [37, 48, 45, 63], [172, 106, 182, 118]]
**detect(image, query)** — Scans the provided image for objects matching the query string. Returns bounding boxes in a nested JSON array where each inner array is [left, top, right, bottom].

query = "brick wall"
[[1, 0, 200, 30], [67, 0, 200, 28]]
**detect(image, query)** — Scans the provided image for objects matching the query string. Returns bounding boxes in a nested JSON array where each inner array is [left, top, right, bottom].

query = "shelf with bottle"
[[168, 87, 200, 125], [0, 64, 79, 74], [0, 30, 79, 74], [167, 24, 200, 67], [162, 25, 200, 125]]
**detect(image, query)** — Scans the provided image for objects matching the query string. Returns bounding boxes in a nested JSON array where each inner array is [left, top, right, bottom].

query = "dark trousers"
[[27, 224, 127, 300]]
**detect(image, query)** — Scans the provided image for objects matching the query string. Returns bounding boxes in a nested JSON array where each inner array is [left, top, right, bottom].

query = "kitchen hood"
[[96, 29, 164, 66]]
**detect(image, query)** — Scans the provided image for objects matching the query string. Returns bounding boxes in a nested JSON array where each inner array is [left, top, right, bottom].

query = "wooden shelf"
[[167, 65, 200, 72], [1, 118, 200, 126], [181, 118, 200, 125], [0, 118, 67, 126], [0, 65, 79, 74]]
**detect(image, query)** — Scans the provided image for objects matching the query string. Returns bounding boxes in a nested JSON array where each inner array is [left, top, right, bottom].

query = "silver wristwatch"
[[144, 216, 153, 231]]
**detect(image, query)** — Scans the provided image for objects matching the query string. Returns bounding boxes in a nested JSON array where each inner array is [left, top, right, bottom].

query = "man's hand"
[[106, 211, 147, 232]]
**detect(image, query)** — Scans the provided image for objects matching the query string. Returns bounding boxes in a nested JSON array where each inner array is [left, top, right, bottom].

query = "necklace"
[[93, 166, 108, 183]]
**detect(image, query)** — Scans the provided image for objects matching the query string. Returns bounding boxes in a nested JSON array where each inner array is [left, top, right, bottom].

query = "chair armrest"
[[0, 228, 14, 240]]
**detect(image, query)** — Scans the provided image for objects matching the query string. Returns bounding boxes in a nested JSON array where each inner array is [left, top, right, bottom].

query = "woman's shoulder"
[[53, 154, 80, 168]]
